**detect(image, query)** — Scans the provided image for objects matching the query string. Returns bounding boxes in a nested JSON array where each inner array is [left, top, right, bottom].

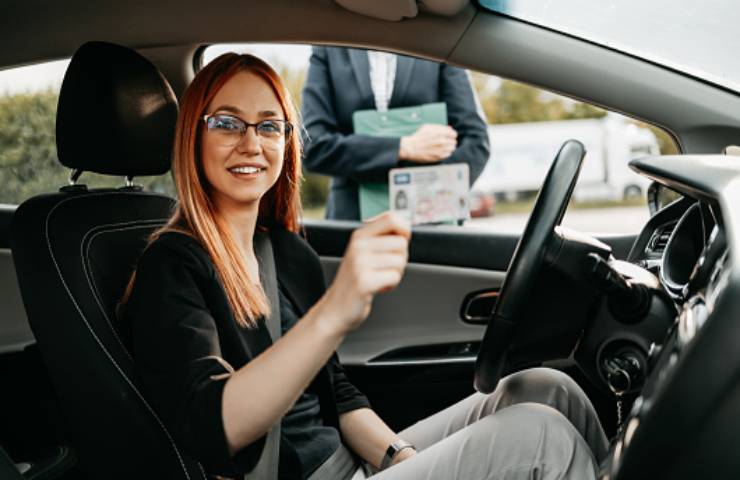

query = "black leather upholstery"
[[10, 42, 205, 479], [0, 446, 24, 480], [56, 41, 177, 176]]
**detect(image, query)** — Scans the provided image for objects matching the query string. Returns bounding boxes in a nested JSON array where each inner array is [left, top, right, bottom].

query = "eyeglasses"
[[203, 113, 293, 147]]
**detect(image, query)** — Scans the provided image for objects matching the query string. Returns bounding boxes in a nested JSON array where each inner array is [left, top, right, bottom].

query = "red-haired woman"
[[120, 53, 606, 480]]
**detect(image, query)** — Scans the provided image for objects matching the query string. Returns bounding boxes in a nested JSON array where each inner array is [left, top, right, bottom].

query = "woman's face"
[[201, 70, 286, 212]]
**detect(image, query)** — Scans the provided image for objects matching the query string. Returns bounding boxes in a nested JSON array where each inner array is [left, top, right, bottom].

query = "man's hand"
[[399, 124, 458, 163]]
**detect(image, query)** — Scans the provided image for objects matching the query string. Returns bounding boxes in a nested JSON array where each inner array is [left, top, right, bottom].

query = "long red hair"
[[123, 53, 303, 328]]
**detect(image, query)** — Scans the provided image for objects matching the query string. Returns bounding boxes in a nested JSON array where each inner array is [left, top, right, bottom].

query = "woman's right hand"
[[320, 212, 411, 334]]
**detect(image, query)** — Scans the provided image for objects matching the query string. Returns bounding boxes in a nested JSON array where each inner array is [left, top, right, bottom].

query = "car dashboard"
[[603, 155, 740, 479]]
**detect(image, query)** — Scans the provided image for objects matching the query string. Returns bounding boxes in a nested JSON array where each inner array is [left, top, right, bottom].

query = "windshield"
[[479, 0, 740, 94]]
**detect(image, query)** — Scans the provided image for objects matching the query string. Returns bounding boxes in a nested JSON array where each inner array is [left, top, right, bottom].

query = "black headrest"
[[56, 41, 178, 177]]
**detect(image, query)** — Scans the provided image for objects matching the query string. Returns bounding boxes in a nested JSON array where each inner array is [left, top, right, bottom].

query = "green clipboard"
[[352, 102, 447, 220]]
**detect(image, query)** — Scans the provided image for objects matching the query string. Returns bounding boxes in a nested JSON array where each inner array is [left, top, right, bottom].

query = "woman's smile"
[[227, 163, 269, 179]]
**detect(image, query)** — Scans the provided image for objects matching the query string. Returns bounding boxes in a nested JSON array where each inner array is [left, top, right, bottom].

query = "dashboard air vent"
[[647, 222, 677, 256]]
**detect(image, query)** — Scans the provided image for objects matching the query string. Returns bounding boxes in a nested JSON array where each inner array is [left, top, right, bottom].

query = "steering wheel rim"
[[474, 140, 586, 393]]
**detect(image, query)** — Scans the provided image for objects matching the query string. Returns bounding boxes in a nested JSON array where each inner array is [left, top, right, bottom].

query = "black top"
[[278, 285, 341, 479], [121, 228, 370, 478]]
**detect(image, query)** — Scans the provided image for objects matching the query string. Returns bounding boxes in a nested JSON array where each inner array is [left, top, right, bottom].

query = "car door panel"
[[0, 250, 34, 354], [0, 206, 34, 354], [304, 221, 637, 429], [0, 206, 63, 461], [306, 222, 639, 367], [306, 221, 636, 266], [320, 257, 502, 365]]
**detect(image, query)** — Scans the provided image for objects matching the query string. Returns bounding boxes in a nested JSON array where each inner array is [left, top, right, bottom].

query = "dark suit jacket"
[[121, 227, 369, 477], [301, 46, 490, 220]]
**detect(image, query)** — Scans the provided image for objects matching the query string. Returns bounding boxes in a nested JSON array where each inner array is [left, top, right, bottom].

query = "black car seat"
[[10, 42, 206, 479], [0, 446, 24, 480]]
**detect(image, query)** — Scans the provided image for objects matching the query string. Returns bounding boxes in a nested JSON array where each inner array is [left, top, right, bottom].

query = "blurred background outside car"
[[0, 44, 678, 234]]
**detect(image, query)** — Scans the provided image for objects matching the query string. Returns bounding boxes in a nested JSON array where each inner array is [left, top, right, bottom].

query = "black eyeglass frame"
[[202, 113, 293, 139]]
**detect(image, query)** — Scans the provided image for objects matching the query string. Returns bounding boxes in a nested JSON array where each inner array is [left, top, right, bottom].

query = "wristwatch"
[[380, 439, 415, 470]]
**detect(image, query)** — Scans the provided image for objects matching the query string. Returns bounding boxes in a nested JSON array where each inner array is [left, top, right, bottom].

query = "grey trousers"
[[310, 367, 608, 480]]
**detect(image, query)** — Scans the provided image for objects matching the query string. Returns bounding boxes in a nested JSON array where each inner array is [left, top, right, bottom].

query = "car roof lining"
[[0, 0, 476, 69], [4, 0, 740, 154], [333, 0, 470, 21]]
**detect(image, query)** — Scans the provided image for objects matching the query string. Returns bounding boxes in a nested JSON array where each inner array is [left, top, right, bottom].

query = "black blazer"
[[121, 227, 369, 477], [301, 46, 490, 220]]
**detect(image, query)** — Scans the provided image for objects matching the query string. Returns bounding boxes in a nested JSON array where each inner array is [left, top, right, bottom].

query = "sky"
[[0, 59, 70, 95], [0, 44, 312, 95]]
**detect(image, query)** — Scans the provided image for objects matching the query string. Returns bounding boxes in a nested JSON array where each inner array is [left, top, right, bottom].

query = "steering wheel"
[[475, 140, 586, 393]]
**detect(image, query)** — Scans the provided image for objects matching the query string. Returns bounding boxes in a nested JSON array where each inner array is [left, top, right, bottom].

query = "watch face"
[[382, 440, 415, 469]]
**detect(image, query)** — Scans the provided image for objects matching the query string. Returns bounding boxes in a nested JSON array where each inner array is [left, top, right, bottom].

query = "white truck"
[[472, 115, 659, 202]]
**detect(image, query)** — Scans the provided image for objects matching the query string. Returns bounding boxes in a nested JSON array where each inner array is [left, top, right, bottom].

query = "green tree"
[[0, 90, 66, 204], [272, 63, 330, 211], [274, 63, 307, 110], [0, 90, 176, 205], [559, 101, 607, 121], [475, 78, 606, 124]]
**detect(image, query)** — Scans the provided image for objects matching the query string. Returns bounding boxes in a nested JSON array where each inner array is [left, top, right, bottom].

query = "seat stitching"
[[47, 193, 193, 478], [81, 219, 168, 363], [44, 191, 197, 479]]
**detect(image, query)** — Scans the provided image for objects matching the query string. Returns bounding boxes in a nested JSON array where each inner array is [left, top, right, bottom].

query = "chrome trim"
[[365, 355, 477, 367]]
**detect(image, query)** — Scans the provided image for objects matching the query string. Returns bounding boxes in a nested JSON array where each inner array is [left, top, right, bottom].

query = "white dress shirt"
[[367, 51, 397, 112]]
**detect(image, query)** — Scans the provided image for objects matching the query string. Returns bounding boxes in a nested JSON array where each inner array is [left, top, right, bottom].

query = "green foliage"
[[0, 90, 175, 205], [274, 63, 307, 113], [271, 63, 329, 210], [300, 172, 330, 209], [472, 74, 607, 124], [0, 90, 66, 204]]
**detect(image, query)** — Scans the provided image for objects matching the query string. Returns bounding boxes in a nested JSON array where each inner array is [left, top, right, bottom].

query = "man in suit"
[[301, 46, 490, 220]]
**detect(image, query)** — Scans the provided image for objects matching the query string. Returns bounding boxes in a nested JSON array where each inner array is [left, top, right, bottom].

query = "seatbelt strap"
[[245, 232, 281, 480]]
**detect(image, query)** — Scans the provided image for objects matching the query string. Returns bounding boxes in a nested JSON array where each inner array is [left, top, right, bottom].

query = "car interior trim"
[[451, 13, 740, 154], [0, 249, 34, 353], [319, 257, 501, 365], [365, 355, 477, 367]]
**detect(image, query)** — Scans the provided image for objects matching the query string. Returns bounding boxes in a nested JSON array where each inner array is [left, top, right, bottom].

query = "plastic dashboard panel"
[[604, 155, 740, 479]]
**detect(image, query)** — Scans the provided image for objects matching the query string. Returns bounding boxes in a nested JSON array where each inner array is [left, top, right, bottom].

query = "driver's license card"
[[389, 163, 470, 225]]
